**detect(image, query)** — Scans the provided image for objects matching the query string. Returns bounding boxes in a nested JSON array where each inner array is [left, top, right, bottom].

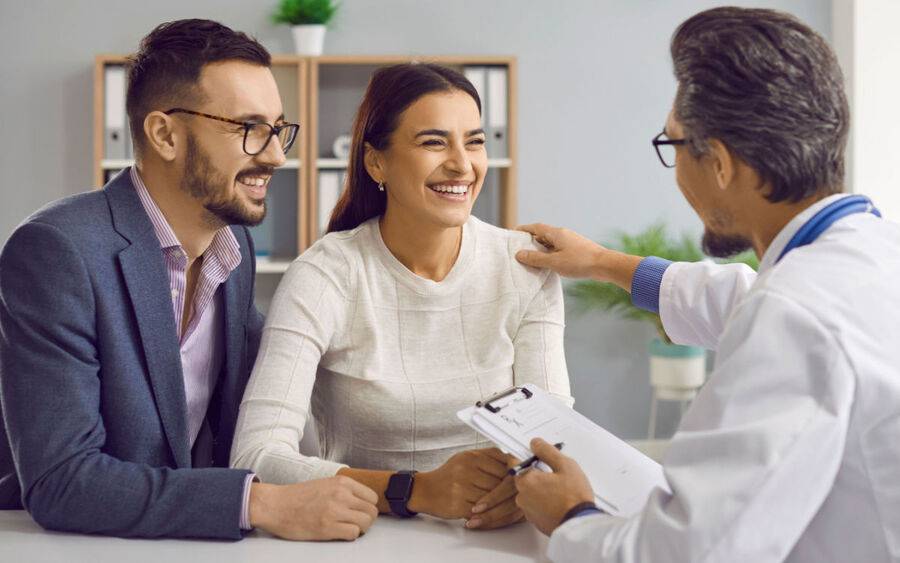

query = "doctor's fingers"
[[528, 438, 578, 473], [516, 223, 561, 249]]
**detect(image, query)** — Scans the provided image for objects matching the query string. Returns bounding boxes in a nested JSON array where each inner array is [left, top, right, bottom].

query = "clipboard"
[[458, 384, 670, 517]]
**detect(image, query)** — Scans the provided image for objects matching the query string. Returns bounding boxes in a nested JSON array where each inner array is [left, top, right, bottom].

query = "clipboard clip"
[[476, 386, 533, 413]]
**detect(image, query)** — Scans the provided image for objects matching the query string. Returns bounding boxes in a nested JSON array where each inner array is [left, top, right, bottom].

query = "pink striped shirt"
[[130, 168, 254, 530]]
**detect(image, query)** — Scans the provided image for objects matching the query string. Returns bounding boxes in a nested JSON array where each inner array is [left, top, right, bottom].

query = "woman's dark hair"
[[671, 7, 849, 203], [326, 63, 481, 233], [126, 19, 271, 156]]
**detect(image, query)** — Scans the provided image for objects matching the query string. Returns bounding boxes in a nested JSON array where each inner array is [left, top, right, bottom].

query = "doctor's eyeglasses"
[[652, 129, 688, 168], [164, 108, 300, 156]]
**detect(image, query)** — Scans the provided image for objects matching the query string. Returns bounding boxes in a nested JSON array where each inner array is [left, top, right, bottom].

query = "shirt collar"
[[129, 166, 242, 274], [758, 193, 853, 274]]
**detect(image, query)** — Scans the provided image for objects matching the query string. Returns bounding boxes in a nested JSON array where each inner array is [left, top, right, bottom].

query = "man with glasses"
[[0, 19, 378, 540], [514, 7, 899, 563]]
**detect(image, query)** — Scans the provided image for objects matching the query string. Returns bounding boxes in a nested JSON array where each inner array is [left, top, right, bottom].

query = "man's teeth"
[[239, 177, 267, 186], [429, 184, 469, 194]]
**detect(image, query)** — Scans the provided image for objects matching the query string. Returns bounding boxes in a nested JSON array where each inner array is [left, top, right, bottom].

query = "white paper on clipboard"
[[457, 384, 670, 517]]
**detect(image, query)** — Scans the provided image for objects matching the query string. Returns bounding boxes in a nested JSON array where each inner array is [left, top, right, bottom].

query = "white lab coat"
[[548, 194, 900, 563]]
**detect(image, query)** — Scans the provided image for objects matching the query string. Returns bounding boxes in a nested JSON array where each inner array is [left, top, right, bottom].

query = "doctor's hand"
[[465, 455, 525, 530], [516, 223, 642, 290], [514, 438, 596, 536], [249, 476, 379, 541], [410, 447, 510, 521]]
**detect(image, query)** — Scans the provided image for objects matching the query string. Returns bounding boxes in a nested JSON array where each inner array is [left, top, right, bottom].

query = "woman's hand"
[[409, 447, 510, 520], [464, 454, 525, 530]]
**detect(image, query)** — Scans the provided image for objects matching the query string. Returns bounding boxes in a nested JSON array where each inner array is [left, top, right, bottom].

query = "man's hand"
[[516, 223, 642, 290], [249, 476, 379, 541], [466, 455, 525, 530], [410, 447, 508, 520], [514, 438, 596, 536]]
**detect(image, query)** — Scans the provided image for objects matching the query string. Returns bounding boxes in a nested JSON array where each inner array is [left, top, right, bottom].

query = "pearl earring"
[[378, 182, 385, 192]]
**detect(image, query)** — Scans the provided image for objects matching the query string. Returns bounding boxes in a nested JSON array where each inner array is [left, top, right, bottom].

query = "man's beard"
[[701, 229, 752, 258], [180, 135, 269, 227]]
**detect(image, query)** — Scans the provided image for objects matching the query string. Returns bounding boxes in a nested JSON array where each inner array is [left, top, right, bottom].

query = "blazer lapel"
[[106, 170, 191, 468], [215, 242, 246, 445]]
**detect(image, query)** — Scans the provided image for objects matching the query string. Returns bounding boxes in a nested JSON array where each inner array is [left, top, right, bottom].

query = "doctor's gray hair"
[[671, 7, 849, 203]]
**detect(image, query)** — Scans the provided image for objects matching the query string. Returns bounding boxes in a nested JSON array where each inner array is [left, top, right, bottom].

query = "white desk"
[[0, 511, 550, 563]]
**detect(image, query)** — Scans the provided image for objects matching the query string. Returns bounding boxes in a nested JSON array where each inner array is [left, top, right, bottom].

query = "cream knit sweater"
[[230, 216, 572, 483]]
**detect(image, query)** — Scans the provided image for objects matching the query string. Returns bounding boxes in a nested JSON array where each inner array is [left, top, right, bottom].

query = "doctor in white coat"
[[511, 7, 900, 563]]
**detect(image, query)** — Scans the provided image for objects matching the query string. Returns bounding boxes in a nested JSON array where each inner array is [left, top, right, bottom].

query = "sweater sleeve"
[[511, 268, 574, 407], [230, 250, 349, 483]]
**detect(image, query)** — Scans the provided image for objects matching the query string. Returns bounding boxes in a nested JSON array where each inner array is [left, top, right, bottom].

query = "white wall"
[[832, 0, 900, 219]]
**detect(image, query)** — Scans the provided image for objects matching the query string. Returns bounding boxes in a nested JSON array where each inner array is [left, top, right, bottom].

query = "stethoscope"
[[776, 195, 881, 263]]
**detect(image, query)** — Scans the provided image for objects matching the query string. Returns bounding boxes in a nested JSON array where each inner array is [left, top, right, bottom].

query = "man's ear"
[[363, 142, 385, 183], [143, 111, 179, 162], [707, 138, 736, 191]]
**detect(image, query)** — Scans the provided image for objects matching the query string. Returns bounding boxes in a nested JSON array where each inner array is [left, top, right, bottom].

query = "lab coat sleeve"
[[547, 289, 855, 563], [658, 261, 757, 349]]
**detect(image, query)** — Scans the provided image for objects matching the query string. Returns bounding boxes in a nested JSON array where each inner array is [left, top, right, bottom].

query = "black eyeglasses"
[[164, 108, 300, 156], [652, 129, 688, 168]]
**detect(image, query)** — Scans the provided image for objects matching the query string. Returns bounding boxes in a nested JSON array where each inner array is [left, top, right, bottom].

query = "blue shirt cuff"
[[631, 256, 672, 314], [572, 507, 605, 519]]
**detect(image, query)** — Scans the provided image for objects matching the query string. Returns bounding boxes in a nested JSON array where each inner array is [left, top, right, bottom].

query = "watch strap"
[[386, 470, 418, 518]]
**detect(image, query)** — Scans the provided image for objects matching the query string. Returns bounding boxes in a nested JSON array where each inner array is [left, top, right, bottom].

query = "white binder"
[[486, 67, 508, 159], [104, 65, 128, 160], [463, 66, 487, 129], [458, 384, 670, 517], [318, 171, 343, 236]]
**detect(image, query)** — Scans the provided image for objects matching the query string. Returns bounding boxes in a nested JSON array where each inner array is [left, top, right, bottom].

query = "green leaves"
[[272, 0, 339, 26], [564, 223, 758, 343]]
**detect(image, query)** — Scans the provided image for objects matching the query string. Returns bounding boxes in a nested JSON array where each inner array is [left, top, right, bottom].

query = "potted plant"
[[272, 0, 339, 56], [566, 224, 758, 437]]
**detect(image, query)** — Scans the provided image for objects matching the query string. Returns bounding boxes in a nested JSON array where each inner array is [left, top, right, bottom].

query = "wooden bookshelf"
[[93, 55, 517, 261]]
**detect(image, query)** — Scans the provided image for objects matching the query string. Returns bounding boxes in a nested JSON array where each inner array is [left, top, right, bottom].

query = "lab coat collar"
[[757, 193, 854, 274]]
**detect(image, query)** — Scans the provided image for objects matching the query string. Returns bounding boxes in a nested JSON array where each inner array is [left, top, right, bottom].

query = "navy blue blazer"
[[0, 170, 264, 539]]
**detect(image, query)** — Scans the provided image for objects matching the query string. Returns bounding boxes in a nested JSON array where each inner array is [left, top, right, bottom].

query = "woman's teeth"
[[429, 184, 469, 194]]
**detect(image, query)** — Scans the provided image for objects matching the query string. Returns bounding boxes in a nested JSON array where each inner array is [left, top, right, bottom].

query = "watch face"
[[386, 472, 415, 501]]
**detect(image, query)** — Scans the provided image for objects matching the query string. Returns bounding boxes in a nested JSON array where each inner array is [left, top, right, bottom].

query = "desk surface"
[[0, 511, 550, 563]]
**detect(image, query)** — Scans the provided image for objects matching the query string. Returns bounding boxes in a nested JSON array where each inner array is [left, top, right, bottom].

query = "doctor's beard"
[[702, 229, 752, 258]]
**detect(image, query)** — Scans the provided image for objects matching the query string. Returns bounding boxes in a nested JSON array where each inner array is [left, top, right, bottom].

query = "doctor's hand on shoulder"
[[249, 476, 379, 541], [514, 438, 596, 536], [516, 223, 643, 289]]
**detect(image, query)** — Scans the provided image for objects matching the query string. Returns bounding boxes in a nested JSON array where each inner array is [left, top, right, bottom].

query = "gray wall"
[[0, 0, 831, 438]]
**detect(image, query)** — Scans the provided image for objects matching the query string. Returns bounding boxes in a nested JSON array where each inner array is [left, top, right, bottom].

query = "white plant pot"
[[649, 339, 706, 400], [291, 24, 327, 56], [647, 339, 706, 439]]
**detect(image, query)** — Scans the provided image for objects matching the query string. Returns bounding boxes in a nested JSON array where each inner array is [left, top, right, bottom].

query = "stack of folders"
[[458, 384, 671, 517], [463, 66, 508, 159], [104, 65, 133, 161], [318, 171, 346, 237]]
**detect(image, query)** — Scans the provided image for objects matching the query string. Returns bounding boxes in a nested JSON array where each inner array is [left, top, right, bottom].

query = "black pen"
[[508, 442, 564, 476]]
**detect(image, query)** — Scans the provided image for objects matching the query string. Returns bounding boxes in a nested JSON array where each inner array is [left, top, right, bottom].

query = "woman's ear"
[[363, 142, 385, 183], [707, 138, 735, 191], [143, 111, 179, 162]]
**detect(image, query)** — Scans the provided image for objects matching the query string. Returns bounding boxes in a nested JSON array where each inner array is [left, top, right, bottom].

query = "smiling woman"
[[230, 63, 573, 531]]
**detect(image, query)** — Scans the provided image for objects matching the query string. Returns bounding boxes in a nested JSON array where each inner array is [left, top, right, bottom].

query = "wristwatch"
[[385, 470, 418, 518]]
